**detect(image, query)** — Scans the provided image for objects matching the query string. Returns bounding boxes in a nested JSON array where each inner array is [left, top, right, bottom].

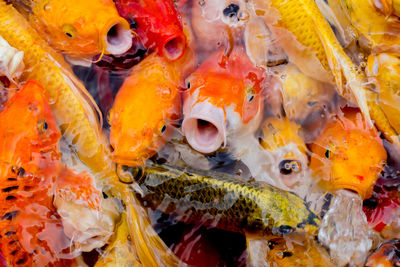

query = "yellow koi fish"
[[11, 0, 132, 58], [0, 2, 180, 266], [366, 53, 400, 134], [331, 0, 400, 52], [251, 0, 400, 149]]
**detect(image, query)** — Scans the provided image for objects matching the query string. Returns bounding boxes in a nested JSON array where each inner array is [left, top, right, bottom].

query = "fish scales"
[[137, 163, 320, 236], [0, 3, 181, 266], [271, 0, 331, 72], [255, 0, 400, 150]]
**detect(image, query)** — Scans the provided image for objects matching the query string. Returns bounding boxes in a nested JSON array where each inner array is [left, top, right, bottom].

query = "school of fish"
[[0, 0, 399, 266]]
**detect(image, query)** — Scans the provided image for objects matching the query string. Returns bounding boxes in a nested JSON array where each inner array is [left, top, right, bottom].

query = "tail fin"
[[122, 188, 182, 266]]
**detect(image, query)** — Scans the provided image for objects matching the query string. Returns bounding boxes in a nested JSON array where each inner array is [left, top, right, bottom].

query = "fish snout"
[[182, 101, 226, 154], [161, 33, 186, 61], [103, 19, 133, 55]]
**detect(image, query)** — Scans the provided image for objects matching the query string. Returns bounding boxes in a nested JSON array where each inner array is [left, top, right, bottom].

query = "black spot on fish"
[[17, 167, 25, 177], [5, 231, 16, 237], [2, 210, 19, 220], [274, 225, 295, 235], [282, 251, 293, 258], [2, 186, 19, 193], [6, 195, 16, 201], [102, 192, 108, 199], [223, 3, 240, 18]]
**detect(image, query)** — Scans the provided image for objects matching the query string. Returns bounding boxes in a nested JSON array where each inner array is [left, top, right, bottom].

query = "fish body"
[[367, 53, 400, 133], [115, 0, 186, 60], [334, 0, 400, 51], [11, 0, 132, 58], [0, 4, 180, 266], [310, 108, 387, 199], [251, 0, 400, 149], [136, 162, 320, 236], [182, 47, 265, 154], [109, 53, 182, 166], [0, 81, 71, 266]]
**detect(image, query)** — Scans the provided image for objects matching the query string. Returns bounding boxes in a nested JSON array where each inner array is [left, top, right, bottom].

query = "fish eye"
[[279, 160, 301, 175], [246, 87, 255, 102], [325, 149, 331, 158], [248, 95, 254, 102], [187, 82, 191, 89], [62, 24, 76, 38], [37, 119, 48, 133], [160, 124, 167, 135]]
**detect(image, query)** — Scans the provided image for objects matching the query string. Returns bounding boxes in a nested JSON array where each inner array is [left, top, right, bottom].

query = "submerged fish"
[[330, 0, 400, 51], [109, 53, 183, 166], [0, 81, 74, 266], [0, 4, 181, 266], [310, 108, 387, 199], [367, 53, 400, 134], [115, 0, 186, 61], [11, 0, 132, 58], [182, 47, 266, 154], [246, 234, 334, 267], [135, 162, 320, 236], [365, 239, 400, 267], [250, 0, 400, 149]]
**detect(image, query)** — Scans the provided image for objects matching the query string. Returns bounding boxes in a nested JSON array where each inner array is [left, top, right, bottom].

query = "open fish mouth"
[[102, 18, 132, 55]]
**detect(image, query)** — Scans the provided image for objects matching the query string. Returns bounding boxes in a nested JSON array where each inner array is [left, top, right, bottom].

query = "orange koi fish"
[[11, 0, 132, 58], [0, 81, 71, 266], [310, 108, 387, 199], [182, 47, 265, 154], [365, 239, 400, 267], [0, 81, 106, 266], [109, 54, 182, 166]]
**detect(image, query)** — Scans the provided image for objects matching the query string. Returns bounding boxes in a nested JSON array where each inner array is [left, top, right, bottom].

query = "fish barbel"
[[134, 162, 320, 236], [251, 0, 400, 148], [0, 2, 180, 266]]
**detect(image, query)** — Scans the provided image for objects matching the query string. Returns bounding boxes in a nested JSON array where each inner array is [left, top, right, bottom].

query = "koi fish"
[[365, 239, 400, 267], [182, 47, 265, 154], [136, 162, 320, 236], [191, 0, 247, 57], [366, 53, 400, 134], [0, 4, 181, 266], [328, 0, 400, 52], [246, 234, 334, 267], [259, 118, 310, 194], [11, 0, 132, 58], [278, 64, 336, 123], [250, 0, 400, 149], [109, 53, 182, 166], [115, 0, 186, 61], [0, 81, 72, 266], [310, 108, 387, 199]]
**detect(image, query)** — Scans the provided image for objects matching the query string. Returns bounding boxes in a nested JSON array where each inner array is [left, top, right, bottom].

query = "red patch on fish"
[[115, 0, 186, 60]]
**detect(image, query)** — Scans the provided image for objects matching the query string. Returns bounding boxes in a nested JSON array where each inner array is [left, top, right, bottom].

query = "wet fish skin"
[[136, 163, 320, 236], [252, 0, 400, 149]]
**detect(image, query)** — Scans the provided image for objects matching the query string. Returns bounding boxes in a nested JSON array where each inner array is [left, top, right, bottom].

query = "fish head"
[[260, 118, 308, 189], [33, 0, 132, 57], [310, 108, 387, 199], [110, 54, 181, 166], [115, 0, 187, 61], [182, 48, 264, 153], [0, 80, 60, 169]]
